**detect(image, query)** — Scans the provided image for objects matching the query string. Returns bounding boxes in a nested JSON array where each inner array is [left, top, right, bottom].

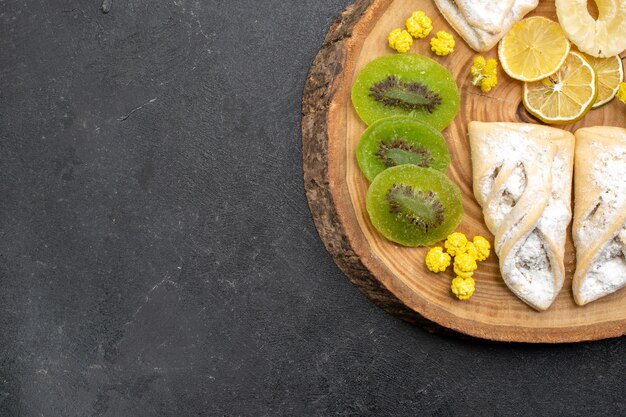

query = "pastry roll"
[[469, 122, 575, 310], [572, 127, 626, 305], [455, 0, 515, 34], [433, 0, 538, 51]]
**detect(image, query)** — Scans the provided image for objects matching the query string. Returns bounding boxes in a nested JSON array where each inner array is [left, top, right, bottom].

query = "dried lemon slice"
[[523, 51, 598, 124], [556, 0, 626, 58], [499, 16, 571, 82], [585, 54, 625, 108]]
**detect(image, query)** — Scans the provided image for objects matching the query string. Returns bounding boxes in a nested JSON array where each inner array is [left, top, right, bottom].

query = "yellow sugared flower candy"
[[425, 247, 452, 273], [430, 31, 455, 56], [470, 56, 499, 93], [472, 236, 491, 261], [466, 242, 478, 259], [453, 252, 478, 279], [444, 232, 469, 256], [451, 277, 475, 300], [406, 11, 433, 39], [388, 28, 413, 53], [617, 82, 626, 104]]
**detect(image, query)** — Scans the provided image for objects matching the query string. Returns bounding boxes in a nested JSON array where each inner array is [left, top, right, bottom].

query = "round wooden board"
[[302, 0, 626, 343]]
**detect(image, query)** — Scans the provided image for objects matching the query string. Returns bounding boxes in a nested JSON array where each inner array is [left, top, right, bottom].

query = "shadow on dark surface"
[[0, 0, 624, 416]]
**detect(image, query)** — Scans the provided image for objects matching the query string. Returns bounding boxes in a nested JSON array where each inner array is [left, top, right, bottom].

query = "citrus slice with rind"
[[523, 51, 598, 125], [499, 16, 571, 82], [585, 54, 624, 108]]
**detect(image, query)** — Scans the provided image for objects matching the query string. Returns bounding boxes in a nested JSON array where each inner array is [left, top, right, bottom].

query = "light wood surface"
[[302, 0, 626, 342]]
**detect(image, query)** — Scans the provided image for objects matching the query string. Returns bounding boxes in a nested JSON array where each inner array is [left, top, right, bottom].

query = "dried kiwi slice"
[[357, 116, 451, 182], [352, 54, 460, 130], [366, 165, 463, 247]]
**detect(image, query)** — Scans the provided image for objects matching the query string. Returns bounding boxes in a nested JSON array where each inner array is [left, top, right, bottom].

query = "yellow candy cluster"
[[425, 232, 491, 301], [406, 11, 433, 39], [617, 82, 626, 104], [430, 31, 455, 56], [388, 28, 413, 53], [470, 56, 499, 93], [388, 11, 455, 57]]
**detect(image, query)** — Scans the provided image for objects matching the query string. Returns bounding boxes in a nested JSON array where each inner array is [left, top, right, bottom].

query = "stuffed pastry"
[[469, 122, 575, 310], [572, 126, 626, 305], [433, 0, 538, 51], [454, 0, 515, 34]]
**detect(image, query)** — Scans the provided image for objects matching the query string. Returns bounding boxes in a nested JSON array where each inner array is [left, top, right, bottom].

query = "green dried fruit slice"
[[357, 116, 451, 182], [352, 54, 460, 130], [366, 165, 463, 247]]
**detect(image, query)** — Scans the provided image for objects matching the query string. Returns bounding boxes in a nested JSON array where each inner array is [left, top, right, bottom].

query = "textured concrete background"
[[1, 0, 625, 416]]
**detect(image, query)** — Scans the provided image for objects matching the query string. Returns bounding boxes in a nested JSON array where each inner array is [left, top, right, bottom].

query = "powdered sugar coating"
[[503, 230, 555, 309], [578, 229, 626, 304]]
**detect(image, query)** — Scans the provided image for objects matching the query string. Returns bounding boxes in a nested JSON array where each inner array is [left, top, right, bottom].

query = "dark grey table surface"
[[1, 1, 625, 416]]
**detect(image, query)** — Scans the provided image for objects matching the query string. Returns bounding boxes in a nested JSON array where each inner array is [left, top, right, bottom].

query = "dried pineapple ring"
[[556, 0, 626, 58]]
